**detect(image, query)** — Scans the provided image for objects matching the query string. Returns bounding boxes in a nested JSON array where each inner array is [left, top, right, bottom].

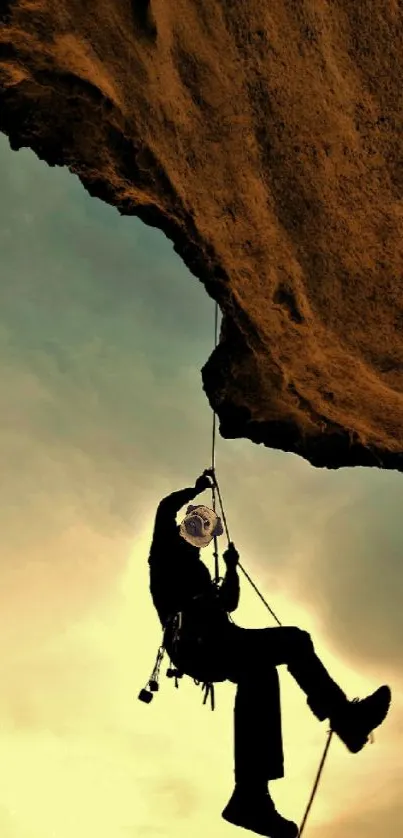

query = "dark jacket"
[[148, 485, 239, 629]]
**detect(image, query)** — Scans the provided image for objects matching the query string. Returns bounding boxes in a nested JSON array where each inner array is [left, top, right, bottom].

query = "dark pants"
[[224, 625, 347, 785]]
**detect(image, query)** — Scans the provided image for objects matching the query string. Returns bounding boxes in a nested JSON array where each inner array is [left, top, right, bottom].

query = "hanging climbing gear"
[[139, 586, 230, 712], [138, 299, 370, 835]]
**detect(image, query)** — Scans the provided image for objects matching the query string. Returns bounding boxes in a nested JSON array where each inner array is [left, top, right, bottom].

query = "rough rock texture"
[[1, 0, 403, 470]]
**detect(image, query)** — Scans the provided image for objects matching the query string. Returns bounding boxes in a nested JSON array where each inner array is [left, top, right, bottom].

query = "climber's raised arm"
[[156, 471, 213, 521], [148, 471, 215, 564]]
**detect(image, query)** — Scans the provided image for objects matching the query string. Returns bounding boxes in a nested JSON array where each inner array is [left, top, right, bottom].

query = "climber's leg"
[[233, 667, 284, 789], [223, 650, 297, 837], [226, 624, 347, 722]]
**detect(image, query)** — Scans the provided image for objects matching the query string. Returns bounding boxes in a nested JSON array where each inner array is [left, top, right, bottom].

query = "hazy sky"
[[0, 130, 402, 838]]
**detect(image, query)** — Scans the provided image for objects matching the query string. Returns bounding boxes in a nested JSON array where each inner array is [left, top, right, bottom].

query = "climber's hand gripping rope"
[[194, 468, 217, 493]]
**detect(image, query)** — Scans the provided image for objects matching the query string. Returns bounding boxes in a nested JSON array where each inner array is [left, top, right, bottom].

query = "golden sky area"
[[0, 133, 402, 837]]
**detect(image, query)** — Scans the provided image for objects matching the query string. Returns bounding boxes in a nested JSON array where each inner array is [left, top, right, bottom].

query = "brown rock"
[[1, 0, 403, 470]]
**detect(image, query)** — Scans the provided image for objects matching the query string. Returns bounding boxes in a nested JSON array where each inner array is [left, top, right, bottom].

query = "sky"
[[0, 129, 402, 838]]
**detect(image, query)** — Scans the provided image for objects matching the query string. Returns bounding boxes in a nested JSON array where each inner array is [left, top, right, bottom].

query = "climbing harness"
[[138, 299, 369, 835]]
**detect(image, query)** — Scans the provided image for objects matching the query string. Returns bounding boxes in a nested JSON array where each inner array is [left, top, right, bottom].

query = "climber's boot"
[[330, 685, 391, 754], [222, 787, 299, 838]]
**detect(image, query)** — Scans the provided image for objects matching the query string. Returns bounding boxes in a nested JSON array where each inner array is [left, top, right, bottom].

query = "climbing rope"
[[209, 300, 333, 836]]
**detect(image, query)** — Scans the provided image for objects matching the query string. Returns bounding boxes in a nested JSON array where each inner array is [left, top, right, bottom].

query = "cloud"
[[310, 783, 403, 838], [290, 469, 403, 678]]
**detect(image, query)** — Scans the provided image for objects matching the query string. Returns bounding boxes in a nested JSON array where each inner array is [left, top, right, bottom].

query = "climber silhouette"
[[148, 471, 392, 838]]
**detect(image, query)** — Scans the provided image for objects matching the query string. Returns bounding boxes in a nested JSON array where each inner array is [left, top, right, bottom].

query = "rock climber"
[[148, 470, 392, 838]]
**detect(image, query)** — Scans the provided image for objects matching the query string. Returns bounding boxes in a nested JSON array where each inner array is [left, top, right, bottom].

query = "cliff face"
[[1, 0, 403, 470]]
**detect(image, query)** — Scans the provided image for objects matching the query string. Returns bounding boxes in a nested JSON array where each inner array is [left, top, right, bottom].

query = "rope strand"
[[298, 729, 334, 836], [210, 299, 333, 836], [210, 302, 220, 582]]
